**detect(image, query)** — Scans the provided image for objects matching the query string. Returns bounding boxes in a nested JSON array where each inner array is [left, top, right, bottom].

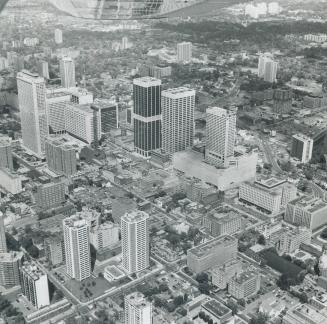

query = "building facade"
[[121, 210, 149, 274], [124, 292, 152, 324], [90, 222, 120, 251], [0, 251, 23, 288], [17, 70, 48, 156], [92, 100, 119, 133], [162, 87, 195, 154], [0, 168, 22, 194], [291, 134, 313, 163], [34, 181, 66, 210], [187, 235, 238, 273], [59, 57, 75, 88], [20, 261, 50, 309], [133, 77, 162, 157], [0, 136, 13, 171], [177, 42, 192, 63], [63, 215, 91, 281], [205, 107, 237, 168], [0, 212, 7, 253], [211, 259, 242, 290]]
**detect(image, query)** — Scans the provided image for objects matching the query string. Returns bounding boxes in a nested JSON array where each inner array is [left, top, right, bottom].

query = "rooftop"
[[133, 76, 161, 87], [255, 176, 286, 189], [206, 106, 237, 117], [0, 251, 23, 263], [20, 261, 46, 280], [232, 270, 259, 284], [125, 292, 150, 308], [202, 299, 231, 319], [162, 87, 195, 98], [188, 235, 237, 258], [121, 210, 149, 223], [289, 195, 327, 213]]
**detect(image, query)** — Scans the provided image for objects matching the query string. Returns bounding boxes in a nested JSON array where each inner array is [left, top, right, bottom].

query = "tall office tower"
[[60, 57, 76, 88], [0, 212, 7, 253], [46, 89, 71, 133], [291, 134, 313, 163], [92, 100, 119, 133], [20, 261, 50, 309], [0, 251, 23, 288], [37, 60, 50, 80], [205, 107, 237, 168], [177, 42, 192, 63], [69, 88, 93, 105], [121, 210, 149, 274], [17, 71, 48, 156], [34, 181, 66, 210], [54, 28, 63, 44], [264, 60, 278, 83], [273, 88, 293, 114], [133, 77, 161, 157], [0, 136, 13, 171], [124, 292, 153, 324], [45, 137, 77, 176], [162, 87, 195, 154], [63, 215, 91, 281]]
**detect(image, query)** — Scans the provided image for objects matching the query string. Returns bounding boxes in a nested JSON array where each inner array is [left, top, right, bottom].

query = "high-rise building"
[[212, 259, 242, 290], [205, 107, 237, 168], [63, 215, 91, 281], [121, 210, 149, 274], [45, 136, 77, 176], [133, 77, 161, 157], [64, 103, 101, 144], [162, 87, 195, 154], [60, 57, 76, 88], [258, 53, 278, 83], [69, 88, 93, 105], [177, 42, 192, 63], [0, 136, 13, 171], [278, 227, 311, 255], [0, 168, 22, 194], [54, 28, 63, 44], [46, 89, 71, 133], [124, 292, 152, 324], [0, 251, 23, 288], [37, 60, 50, 80], [273, 88, 293, 114], [17, 70, 48, 156], [20, 261, 50, 309], [34, 181, 66, 210], [291, 134, 313, 164], [0, 212, 7, 253], [91, 100, 119, 133]]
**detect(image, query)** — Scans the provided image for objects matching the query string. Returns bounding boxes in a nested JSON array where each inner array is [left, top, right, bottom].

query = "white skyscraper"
[[17, 71, 48, 156], [205, 107, 237, 168], [177, 42, 192, 63], [54, 28, 63, 44], [125, 292, 152, 324], [162, 87, 195, 154], [20, 261, 50, 309], [258, 53, 278, 83], [121, 210, 149, 274], [60, 57, 76, 88], [63, 215, 91, 281], [0, 212, 7, 253]]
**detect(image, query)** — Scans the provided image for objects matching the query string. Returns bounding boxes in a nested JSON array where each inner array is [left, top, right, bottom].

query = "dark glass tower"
[[133, 77, 161, 157]]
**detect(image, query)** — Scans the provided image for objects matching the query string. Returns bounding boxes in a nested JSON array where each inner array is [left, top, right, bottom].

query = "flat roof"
[[188, 235, 237, 258], [290, 195, 327, 213], [121, 210, 149, 223], [133, 76, 161, 87], [162, 87, 195, 98], [255, 177, 286, 189], [202, 299, 231, 318], [232, 270, 258, 284]]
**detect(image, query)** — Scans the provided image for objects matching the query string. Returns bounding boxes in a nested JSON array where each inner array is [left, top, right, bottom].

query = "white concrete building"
[[17, 70, 48, 156], [64, 103, 101, 144], [162, 87, 195, 154], [54, 29, 63, 44], [60, 57, 76, 89], [0, 168, 22, 195], [177, 42, 192, 63], [291, 134, 313, 164], [124, 292, 152, 324], [90, 222, 120, 250], [63, 215, 91, 281], [121, 210, 149, 274], [205, 107, 237, 168], [20, 261, 50, 309]]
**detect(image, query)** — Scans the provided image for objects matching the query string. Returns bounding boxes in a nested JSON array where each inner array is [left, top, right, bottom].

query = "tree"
[[173, 296, 184, 307], [258, 235, 266, 245], [249, 312, 269, 324], [196, 272, 208, 283], [299, 292, 308, 303], [226, 300, 238, 315], [198, 282, 210, 295], [27, 245, 39, 258], [321, 228, 327, 239]]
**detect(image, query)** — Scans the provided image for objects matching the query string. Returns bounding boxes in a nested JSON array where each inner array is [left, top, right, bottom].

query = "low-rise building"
[[187, 235, 237, 273], [201, 299, 233, 324], [34, 181, 66, 210], [0, 168, 22, 194], [44, 235, 65, 267], [204, 209, 242, 237], [285, 196, 327, 230], [239, 177, 297, 215], [283, 304, 327, 324], [228, 270, 261, 299]]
